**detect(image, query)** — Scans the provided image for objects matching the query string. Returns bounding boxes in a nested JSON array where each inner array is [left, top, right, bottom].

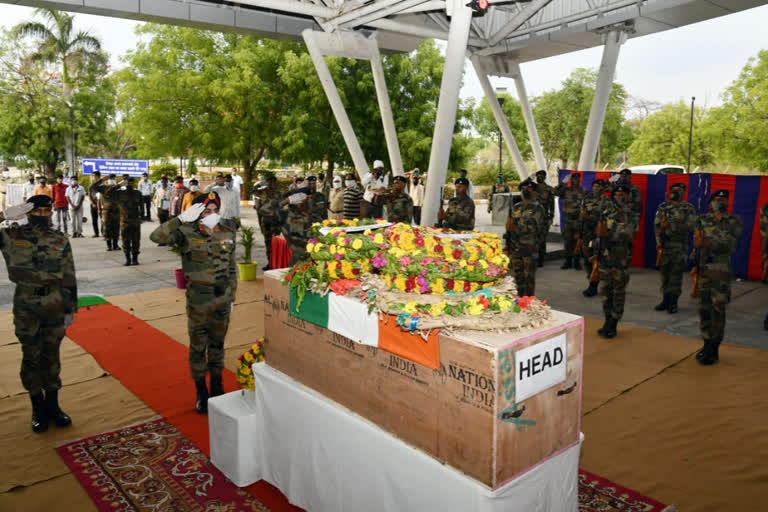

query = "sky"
[[1, 3, 767, 111]]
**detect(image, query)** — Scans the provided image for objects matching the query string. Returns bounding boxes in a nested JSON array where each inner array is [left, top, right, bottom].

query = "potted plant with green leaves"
[[238, 224, 258, 281]]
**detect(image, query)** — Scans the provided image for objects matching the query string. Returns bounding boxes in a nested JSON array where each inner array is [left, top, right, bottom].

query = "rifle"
[[589, 196, 606, 282], [657, 214, 667, 267], [690, 231, 707, 298], [575, 202, 587, 256], [762, 254, 768, 282]]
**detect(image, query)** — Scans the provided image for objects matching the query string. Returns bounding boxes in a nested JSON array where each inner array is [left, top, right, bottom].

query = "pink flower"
[[335, 254, 343, 261], [371, 253, 387, 268], [343, 237, 352, 245], [397, 255, 414, 266], [309, 238, 319, 244], [417, 275, 430, 293]]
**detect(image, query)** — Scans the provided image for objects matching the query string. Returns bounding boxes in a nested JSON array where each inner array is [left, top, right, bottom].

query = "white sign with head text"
[[514, 333, 567, 403]]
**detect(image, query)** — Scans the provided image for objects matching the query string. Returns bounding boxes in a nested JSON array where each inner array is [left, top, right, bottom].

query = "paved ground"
[[1, 203, 765, 350]]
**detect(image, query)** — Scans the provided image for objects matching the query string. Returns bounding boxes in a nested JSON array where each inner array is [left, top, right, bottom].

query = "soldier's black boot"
[[667, 294, 679, 314], [698, 338, 720, 366], [582, 281, 598, 297], [209, 375, 224, 398], [30, 393, 48, 433], [113, 239, 120, 251], [131, 253, 139, 266], [763, 314, 768, 331], [597, 315, 610, 337], [194, 378, 208, 414], [573, 258, 582, 271], [45, 389, 72, 427], [603, 318, 618, 339], [560, 257, 572, 270], [106, 240, 113, 251], [123, 253, 131, 266], [654, 293, 669, 311]]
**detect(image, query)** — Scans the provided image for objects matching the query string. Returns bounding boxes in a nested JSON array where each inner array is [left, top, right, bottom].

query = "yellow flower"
[[363, 229, 372, 236], [403, 301, 419, 314], [306, 242, 315, 253], [337, 246, 346, 255], [453, 280, 464, 292], [470, 283, 479, 292], [390, 247, 405, 258], [496, 296, 512, 311], [244, 351, 254, 362], [314, 243, 323, 253], [328, 262, 338, 280], [394, 276, 407, 291], [322, 220, 330, 226], [431, 278, 445, 295], [341, 260, 353, 278], [459, 260, 467, 268], [468, 303, 484, 316], [338, 237, 347, 246], [242, 365, 252, 375], [374, 233, 384, 244], [330, 245, 337, 255], [384, 275, 392, 287], [479, 260, 489, 269], [352, 238, 363, 250], [429, 301, 446, 316]]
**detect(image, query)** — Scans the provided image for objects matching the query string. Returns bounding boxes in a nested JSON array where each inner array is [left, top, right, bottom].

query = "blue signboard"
[[81, 159, 149, 177]]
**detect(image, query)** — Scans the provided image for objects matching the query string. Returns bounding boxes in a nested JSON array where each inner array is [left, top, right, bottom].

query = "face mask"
[[345, 180, 355, 188], [71, 182, 78, 187], [522, 189, 533, 200], [40, 182, 47, 186], [711, 202, 727, 213], [29, 179, 34, 183], [176, 182, 184, 189], [670, 190, 682, 201], [190, 185, 199, 192], [28, 215, 50, 228], [201, 213, 220, 229], [120, 186, 127, 191], [2, 172, 9, 178], [333, 181, 342, 189], [161, 183, 168, 188]]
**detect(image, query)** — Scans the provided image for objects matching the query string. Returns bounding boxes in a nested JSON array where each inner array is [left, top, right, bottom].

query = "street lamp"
[[65, 100, 75, 177], [495, 87, 507, 178]]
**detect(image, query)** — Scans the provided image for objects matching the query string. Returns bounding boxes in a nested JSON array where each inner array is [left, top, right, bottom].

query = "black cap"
[[93, 171, 101, 176], [620, 168, 632, 176], [56, 174, 63, 179], [122, 173, 130, 179], [142, 172, 148, 177], [613, 183, 631, 194], [670, 182, 686, 190], [710, 189, 729, 201], [459, 169, 468, 174], [189, 179, 199, 185], [27, 195, 53, 209], [593, 179, 607, 187], [455, 177, 469, 186], [393, 175, 407, 184], [535, 170, 547, 176], [519, 179, 537, 191], [126, 176, 135, 183], [266, 175, 277, 182], [306, 175, 317, 181], [174, 176, 183, 182], [571, 172, 581, 180]]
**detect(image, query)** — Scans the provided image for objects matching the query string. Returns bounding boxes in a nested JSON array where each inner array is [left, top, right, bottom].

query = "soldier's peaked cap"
[[710, 189, 729, 201], [192, 191, 221, 209], [393, 175, 407, 183], [27, 195, 53, 209], [455, 177, 469, 186]]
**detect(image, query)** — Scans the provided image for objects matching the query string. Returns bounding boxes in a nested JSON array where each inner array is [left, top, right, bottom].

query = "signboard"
[[514, 333, 567, 402], [81, 159, 148, 177]]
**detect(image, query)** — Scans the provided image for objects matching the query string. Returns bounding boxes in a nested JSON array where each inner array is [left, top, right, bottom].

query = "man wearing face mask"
[[384, 175, 414, 224], [693, 190, 742, 365], [257, 176, 282, 270], [138, 172, 154, 221], [169, 176, 189, 218], [65, 177, 85, 238], [92, 176, 143, 265], [181, 179, 204, 212], [23, 175, 37, 202], [51, 174, 69, 235], [343, 173, 363, 221], [610, 169, 642, 227], [505, 179, 545, 296], [34, 176, 53, 198], [438, 177, 475, 231], [328, 175, 345, 221], [0, 196, 77, 432], [88, 171, 101, 237], [204, 173, 240, 221], [95, 175, 121, 251], [653, 183, 696, 314], [154, 176, 172, 225], [535, 170, 555, 267], [361, 161, 388, 219], [150, 192, 238, 413], [554, 172, 586, 270], [305, 176, 327, 225], [594, 184, 638, 339]]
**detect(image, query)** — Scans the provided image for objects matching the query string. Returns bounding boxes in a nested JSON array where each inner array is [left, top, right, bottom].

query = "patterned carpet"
[[579, 469, 676, 512]]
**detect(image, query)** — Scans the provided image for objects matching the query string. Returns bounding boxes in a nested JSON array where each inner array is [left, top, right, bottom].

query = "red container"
[[174, 268, 187, 289]]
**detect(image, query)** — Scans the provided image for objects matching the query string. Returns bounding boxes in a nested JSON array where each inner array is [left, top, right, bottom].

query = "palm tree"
[[13, 8, 106, 175]]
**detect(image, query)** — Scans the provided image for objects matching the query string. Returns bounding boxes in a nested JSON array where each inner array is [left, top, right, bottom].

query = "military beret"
[[93, 171, 101, 176], [593, 179, 607, 187], [56, 174, 63, 179], [710, 189, 729, 201], [670, 182, 686, 190], [613, 183, 631, 194], [306, 175, 317, 181], [126, 176, 135, 183], [122, 174, 130, 179], [27, 195, 53, 209], [570, 172, 582, 179], [393, 175, 408, 184], [619, 168, 632, 176], [535, 170, 547, 176], [192, 191, 221, 209], [266, 175, 277, 182], [519, 179, 537, 191], [455, 177, 469, 186]]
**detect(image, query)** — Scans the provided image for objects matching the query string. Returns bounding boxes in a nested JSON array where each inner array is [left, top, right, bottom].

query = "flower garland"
[[236, 338, 265, 391]]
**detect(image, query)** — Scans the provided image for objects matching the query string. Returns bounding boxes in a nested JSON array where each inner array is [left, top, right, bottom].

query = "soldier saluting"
[[92, 175, 143, 266], [150, 192, 238, 413], [0, 196, 77, 432]]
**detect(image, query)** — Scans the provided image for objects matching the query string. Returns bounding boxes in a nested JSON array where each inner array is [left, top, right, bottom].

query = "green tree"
[[627, 102, 713, 168], [471, 93, 531, 161]]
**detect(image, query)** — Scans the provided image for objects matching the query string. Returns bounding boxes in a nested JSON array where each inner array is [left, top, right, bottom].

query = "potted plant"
[[237, 225, 258, 281]]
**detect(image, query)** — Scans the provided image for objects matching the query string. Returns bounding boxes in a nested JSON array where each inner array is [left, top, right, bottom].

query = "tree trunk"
[[243, 147, 265, 198]]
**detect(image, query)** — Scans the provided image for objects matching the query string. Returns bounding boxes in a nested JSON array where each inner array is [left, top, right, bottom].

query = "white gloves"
[[561, 174, 571, 184], [289, 193, 307, 205], [4, 203, 34, 221], [609, 174, 621, 183], [63, 314, 74, 328], [179, 203, 205, 223]]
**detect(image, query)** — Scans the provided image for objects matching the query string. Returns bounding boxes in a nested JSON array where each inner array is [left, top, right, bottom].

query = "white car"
[[627, 165, 686, 175]]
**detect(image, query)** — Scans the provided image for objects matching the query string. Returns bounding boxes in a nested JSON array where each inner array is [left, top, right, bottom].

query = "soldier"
[[595, 183, 637, 339], [305, 175, 327, 225], [693, 190, 742, 366], [258, 176, 282, 270], [761, 203, 768, 330], [611, 169, 642, 226], [382, 175, 414, 224], [506, 179, 545, 297], [94, 176, 143, 265], [534, 170, 555, 267], [488, 175, 510, 214], [0, 196, 77, 432], [579, 179, 607, 297], [99, 174, 121, 251], [88, 171, 101, 237], [554, 172, 586, 269], [150, 192, 237, 413], [439, 177, 475, 230], [282, 191, 313, 266], [653, 183, 696, 314]]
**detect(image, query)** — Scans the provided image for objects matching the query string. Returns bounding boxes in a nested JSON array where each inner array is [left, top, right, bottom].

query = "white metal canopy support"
[[470, 56, 528, 180], [369, 46, 405, 176], [577, 29, 627, 172], [238, 0, 337, 18], [421, 0, 473, 227], [510, 62, 546, 171]]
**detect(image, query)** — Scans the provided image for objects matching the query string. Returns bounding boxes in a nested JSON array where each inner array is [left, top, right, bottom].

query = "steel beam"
[[488, 0, 554, 46], [510, 62, 546, 172]]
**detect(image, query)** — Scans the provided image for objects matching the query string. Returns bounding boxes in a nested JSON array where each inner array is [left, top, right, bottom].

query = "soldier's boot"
[[560, 257, 573, 270], [45, 389, 72, 427], [113, 239, 121, 251], [194, 378, 208, 414], [209, 375, 224, 398], [654, 293, 670, 311], [582, 281, 598, 297], [698, 338, 720, 366], [131, 252, 139, 266], [667, 295, 679, 314], [573, 258, 582, 271], [597, 315, 611, 337], [30, 393, 48, 433], [763, 313, 768, 331], [123, 253, 132, 266], [603, 318, 618, 339], [106, 240, 113, 251]]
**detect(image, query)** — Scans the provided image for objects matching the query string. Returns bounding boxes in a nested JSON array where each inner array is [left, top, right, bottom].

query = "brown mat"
[[0, 311, 17, 346], [581, 317, 701, 413], [0, 376, 156, 493], [0, 474, 97, 512], [581, 343, 768, 512], [0, 338, 106, 399]]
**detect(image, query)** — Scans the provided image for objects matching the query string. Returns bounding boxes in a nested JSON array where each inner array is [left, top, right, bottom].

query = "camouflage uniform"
[[307, 191, 327, 225], [488, 182, 510, 213], [443, 194, 475, 231], [386, 190, 414, 224], [95, 182, 143, 263], [579, 190, 605, 280], [0, 223, 77, 395], [507, 200, 545, 296], [536, 182, 555, 262], [695, 213, 742, 344], [282, 203, 313, 266], [150, 216, 238, 379], [609, 178, 642, 227], [257, 186, 283, 269], [554, 181, 586, 265], [654, 200, 696, 296], [99, 187, 121, 247], [598, 201, 637, 322]]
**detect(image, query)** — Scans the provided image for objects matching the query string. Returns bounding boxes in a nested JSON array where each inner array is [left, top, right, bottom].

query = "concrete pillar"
[[577, 29, 626, 172], [511, 63, 546, 172], [421, 1, 473, 226], [369, 49, 404, 176]]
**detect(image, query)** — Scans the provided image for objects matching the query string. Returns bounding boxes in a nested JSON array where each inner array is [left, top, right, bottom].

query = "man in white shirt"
[[409, 171, 425, 225], [65, 176, 86, 237], [138, 172, 154, 221], [231, 167, 244, 191], [205, 172, 241, 220], [454, 168, 474, 200], [22, 174, 37, 202], [361, 160, 388, 219]]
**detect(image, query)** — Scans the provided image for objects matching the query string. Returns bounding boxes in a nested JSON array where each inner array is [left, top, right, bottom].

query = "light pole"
[[65, 100, 76, 177], [495, 87, 506, 178], [687, 96, 695, 173]]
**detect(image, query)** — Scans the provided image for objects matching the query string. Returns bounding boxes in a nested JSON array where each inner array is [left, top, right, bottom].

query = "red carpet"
[[578, 469, 673, 512], [67, 303, 301, 512], [57, 417, 269, 512]]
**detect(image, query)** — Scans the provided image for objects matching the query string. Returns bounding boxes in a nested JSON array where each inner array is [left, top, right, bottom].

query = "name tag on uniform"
[[12, 240, 33, 248], [190, 238, 206, 244]]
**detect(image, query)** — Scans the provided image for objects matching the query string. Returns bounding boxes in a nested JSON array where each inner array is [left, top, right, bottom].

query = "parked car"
[[628, 165, 686, 175]]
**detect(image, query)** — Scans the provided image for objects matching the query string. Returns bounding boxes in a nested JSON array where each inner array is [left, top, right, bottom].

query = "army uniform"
[[488, 182, 510, 213], [653, 193, 696, 312], [579, 184, 606, 296], [386, 190, 414, 224], [507, 196, 545, 297], [761, 203, 768, 330], [307, 191, 327, 225], [282, 200, 313, 266], [609, 171, 642, 227], [98, 182, 121, 251], [149, 207, 238, 408], [535, 172, 555, 265], [94, 180, 143, 265], [442, 194, 475, 231], [257, 184, 283, 270], [1, 197, 77, 432], [694, 192, 742, 364], [554, 177, 586, 268]]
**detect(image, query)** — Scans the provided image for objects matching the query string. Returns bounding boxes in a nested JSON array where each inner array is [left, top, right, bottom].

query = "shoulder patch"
[[12, 239, 33, 248]]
